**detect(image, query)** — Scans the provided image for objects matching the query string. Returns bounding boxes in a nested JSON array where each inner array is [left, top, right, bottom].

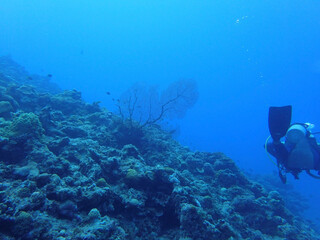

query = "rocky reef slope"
[[0, 58, 319, 239]]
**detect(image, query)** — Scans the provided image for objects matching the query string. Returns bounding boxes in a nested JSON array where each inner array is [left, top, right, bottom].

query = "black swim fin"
[[268, 105, 292, 141]]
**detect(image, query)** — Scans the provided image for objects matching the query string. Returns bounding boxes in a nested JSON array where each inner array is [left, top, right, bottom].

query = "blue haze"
[[1, 0, 320, 227]]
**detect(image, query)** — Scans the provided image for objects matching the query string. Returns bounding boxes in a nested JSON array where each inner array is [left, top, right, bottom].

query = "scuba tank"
[[286, 124, 307, 144], [286, 123, 314, 170]]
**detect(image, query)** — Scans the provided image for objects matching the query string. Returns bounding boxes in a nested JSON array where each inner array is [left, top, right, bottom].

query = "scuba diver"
[[265, 105, 320, 183]]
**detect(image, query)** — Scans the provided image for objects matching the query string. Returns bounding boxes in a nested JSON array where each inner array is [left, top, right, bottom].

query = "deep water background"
[[1, 0, 320, 229]]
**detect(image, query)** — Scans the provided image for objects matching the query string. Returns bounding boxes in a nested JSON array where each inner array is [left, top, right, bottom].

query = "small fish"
[[47, 74, 52, 78], [106, 91, 111, 95], [27, 76, 33, 80]]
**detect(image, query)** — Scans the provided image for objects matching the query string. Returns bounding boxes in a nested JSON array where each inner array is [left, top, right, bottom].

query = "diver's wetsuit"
[[267, 141, 289, 165], [308, 137, 320, 170]]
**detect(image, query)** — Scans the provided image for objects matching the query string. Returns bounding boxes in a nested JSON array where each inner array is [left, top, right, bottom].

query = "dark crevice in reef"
[[0, 57, 320, 239], [159, 203, 180, 231]]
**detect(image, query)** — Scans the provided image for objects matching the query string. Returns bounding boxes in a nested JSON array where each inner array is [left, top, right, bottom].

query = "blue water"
[[1, 0, 320, 228]]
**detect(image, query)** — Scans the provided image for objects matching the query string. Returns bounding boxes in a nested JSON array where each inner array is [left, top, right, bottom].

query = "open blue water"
[[1, 0, 320, 229]]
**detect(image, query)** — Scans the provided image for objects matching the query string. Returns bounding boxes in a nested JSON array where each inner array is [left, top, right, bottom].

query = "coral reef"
[[0, 59, 319, 239]]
